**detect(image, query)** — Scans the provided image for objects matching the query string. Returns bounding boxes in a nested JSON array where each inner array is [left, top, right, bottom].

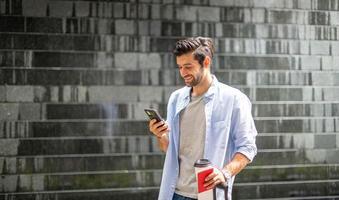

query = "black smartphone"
[[144, 108, 164, 122]]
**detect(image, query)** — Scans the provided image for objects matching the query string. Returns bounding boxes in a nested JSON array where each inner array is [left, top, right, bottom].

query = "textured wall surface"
[[1, 0, 339, 199]]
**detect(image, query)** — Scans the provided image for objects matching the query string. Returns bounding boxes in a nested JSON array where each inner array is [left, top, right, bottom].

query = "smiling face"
[[176, 52, 208, 87]]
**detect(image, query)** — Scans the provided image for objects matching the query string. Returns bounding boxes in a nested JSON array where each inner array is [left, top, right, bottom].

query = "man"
[[149, 37, 257, 200]]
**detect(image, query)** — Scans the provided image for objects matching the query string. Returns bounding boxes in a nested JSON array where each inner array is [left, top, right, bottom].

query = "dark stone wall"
[[1, 0, 339, 199]]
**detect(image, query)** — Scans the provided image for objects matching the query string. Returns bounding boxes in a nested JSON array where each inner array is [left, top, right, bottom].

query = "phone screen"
[[144, 109, 163, 122]]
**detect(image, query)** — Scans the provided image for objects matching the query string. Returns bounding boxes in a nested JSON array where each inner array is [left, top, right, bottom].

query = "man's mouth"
[[184, 76, 192, 82]]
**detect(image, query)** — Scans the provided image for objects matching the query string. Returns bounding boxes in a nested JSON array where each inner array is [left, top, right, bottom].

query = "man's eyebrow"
[[177, 63, 192, 67]]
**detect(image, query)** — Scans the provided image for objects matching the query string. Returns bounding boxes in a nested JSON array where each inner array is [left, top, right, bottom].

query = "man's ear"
[[203, 56, 211, 68]]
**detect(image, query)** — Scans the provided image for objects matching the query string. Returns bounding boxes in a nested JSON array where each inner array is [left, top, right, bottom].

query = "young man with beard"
[[149, 37, 257, 200]]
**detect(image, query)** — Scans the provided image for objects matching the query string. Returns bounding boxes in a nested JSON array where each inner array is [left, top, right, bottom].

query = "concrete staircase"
[[1, 0, 339, 199]]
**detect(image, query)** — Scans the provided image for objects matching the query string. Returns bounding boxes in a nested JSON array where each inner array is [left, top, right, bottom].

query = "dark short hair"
[[173, 37, 215, 66]]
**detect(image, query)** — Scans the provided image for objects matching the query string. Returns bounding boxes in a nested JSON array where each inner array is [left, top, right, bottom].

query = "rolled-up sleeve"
[[230, 93, 258, 162]]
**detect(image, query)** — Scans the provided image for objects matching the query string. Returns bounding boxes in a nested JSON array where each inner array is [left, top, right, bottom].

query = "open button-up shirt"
[[158, 76, 258, 200]]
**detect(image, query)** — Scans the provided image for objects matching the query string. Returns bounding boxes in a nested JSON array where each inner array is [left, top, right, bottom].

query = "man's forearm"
[[223, 152, 250, 176]]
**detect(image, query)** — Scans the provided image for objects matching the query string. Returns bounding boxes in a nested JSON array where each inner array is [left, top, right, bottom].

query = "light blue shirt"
[[158, 76, 257, 200]]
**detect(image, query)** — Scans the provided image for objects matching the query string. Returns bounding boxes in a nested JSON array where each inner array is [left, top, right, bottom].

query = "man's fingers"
[[204, 179, 214, 187], [205, 172, 217, 182], [148, 119, 157, 131], [158, 124, 168, 131], [149, 120, 162, 131], [205, 178, 220, 190], [148, 120, 169, 138], [203, 169, 225, 190], [149, 119, 158, 127], [155, 121, 165, 128], [204, 178, 218, 190], [204, 173, 217, 188]]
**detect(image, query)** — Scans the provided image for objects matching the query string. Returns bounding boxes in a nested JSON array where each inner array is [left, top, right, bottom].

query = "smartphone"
[[144, 108, 164, 122]]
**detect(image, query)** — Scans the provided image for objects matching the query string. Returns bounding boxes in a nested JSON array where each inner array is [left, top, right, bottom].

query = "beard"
[[183, 67, 204, 87]]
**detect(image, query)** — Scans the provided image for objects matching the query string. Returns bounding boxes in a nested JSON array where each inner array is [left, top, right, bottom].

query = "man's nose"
[[180, 72, 187, 78], [180, 68, 187, 76]]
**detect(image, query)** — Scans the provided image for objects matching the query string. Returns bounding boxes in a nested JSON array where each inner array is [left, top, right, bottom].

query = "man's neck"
[[191, 74, 213, 97]]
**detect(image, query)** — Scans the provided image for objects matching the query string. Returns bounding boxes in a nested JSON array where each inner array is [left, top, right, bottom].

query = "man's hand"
[[149, 119, 169, 138], [203, 168, 226, 190], [203, 153, 250, 190], [149, 119, 170, 152]]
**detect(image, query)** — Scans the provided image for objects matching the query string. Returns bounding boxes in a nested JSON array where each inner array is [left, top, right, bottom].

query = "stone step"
[[1, 68, 339, 86], [1, 15, 339, 40], [253, 103, 339, 117], [1, 179, 339, 199], [1, 133, 338, 156], [2, 0, 339, 21], [0, 68, 164, 86], [239, 164, 339, 183], [154, 37, 339, 56], [0, 187, 159, 200], [0, 102, 168, 121], [0, 120, 151, 138], [250, 196, 339, 200], [2, 85, 339, 103], [1, 164, 339, 193], [29, 103, 339, 119], [1, 118, 338, 138], [1, 149, 339, 174], [2, 48, 339, 70], [255, 118, 339, 134], [215, 0, 339, 11], [3, 1, 339, 21], [0, 153, 166, 175], [2, 101, 339, 121], [2, 102, 339, 121], [0, 68, 182, 86], [234, 179, 339, 199], [2, 33, 339, 56], [3, 137, 162, 156], [0, 154, 165, 174], [0, 170, 163, 193]]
